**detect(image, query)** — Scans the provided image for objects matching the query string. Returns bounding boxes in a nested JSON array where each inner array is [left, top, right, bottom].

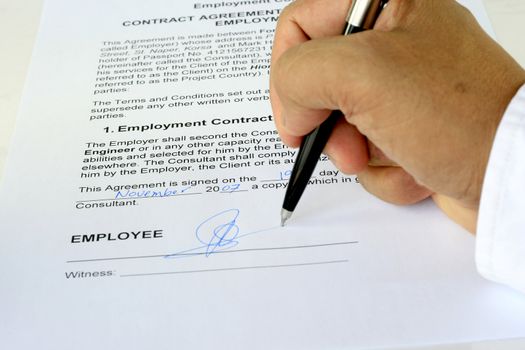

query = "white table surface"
[[1, 1, 524, 349]]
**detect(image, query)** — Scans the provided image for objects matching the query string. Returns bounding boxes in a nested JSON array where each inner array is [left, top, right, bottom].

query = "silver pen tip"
[[280, 209, 293, 227]]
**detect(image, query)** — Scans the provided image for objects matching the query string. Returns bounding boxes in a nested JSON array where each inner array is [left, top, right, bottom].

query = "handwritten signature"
[[164, 209, 276, 259]]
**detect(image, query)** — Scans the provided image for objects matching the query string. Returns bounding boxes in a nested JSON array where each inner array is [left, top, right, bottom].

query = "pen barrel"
[[282, 111, 342, 212], [346, 0, 387, 30], [280, 0, 389, 218]]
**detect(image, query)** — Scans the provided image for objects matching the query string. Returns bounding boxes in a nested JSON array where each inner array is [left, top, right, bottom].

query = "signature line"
[[65, 241, 358, 263], [119, 259, 349, 278]]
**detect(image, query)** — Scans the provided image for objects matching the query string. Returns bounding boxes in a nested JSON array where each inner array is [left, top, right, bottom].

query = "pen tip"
[[280, 209, 293, 227]]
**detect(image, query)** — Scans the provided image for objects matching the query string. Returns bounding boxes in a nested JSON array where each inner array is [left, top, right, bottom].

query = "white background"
[[0, 1, 524, 349]]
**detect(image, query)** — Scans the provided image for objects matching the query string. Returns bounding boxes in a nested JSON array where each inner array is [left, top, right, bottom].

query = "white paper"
[[1, 0, 524, 349]]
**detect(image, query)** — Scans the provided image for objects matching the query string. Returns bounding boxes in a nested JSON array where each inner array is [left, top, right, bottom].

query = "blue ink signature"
[[164, 209, 277, 259], [196, 208, 240, 256]]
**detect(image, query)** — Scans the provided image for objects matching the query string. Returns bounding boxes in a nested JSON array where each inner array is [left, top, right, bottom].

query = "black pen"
[[280, 0, 388, 226]]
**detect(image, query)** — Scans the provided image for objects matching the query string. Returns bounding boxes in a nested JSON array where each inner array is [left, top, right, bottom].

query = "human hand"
[[270, 0, 525, 232]]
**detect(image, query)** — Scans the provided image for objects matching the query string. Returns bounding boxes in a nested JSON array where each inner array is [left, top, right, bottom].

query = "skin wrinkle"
[[286, 0, 350, 40], [376, 0, 416, 31]]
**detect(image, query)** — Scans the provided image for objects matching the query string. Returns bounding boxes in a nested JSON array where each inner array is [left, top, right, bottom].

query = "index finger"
[[270, 0, 352, 144]]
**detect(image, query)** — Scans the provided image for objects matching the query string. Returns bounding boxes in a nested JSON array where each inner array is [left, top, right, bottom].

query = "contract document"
[[1, 0, 524, 349]]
